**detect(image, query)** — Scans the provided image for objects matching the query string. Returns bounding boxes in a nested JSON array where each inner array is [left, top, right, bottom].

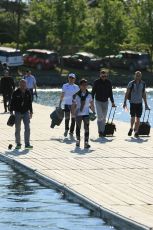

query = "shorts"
[[130, 103, 142, 118]]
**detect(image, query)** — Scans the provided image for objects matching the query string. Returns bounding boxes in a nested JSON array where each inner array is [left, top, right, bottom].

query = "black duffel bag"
[[7, 114, 15, 127], [50, 107, 64, 128]]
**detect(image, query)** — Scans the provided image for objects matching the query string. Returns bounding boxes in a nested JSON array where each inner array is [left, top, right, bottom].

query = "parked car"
[[23, 49, 59, 70], [102, 50, 151, 71], [0, 47, 23, 68], [61, 52, 103, 70]]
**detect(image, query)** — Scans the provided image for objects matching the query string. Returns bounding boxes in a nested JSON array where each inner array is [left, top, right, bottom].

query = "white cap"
[[68, 73, 76, 78]]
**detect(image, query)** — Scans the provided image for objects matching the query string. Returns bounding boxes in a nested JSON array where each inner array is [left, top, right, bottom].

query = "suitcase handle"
[[142, 109, 150, 122], [107, 106, 117, 123]]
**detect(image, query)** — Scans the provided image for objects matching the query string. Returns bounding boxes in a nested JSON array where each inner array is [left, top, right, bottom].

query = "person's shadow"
[[50, 136, 76, 144], [125, 136, 149, 143], [5, 149, 30, 156], [90, 136, 114, 144], [70, 147, 95, 155]]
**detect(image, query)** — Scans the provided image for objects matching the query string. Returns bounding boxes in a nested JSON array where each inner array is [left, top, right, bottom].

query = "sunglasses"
[[100, 74, 107, 77]]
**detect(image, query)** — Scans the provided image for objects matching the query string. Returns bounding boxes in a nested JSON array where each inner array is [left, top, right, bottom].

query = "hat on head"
[[68, 73, 76, 78], [79, 78, 88, 85]]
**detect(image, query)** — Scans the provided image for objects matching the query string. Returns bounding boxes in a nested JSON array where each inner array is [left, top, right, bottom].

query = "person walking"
[[123, 70, 149, 138], [24, 70, 37, 101], [0, 70, 15, 112], [1, 62, 9, 72], [59, 73, 79, 137], [92, 69, 115, 137], [10, 79, 33, 149], [73, 79, 95, 148]]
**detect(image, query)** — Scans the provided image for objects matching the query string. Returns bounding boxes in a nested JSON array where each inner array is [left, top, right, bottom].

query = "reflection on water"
[[35, 88, 153, 126], [0, 162, 115, 230]]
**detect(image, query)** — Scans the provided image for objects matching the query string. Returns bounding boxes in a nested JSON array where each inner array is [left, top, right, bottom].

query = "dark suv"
[[103, 50, 151, 71], [61, 52, 103, 70], [23, 49, 59, 70]]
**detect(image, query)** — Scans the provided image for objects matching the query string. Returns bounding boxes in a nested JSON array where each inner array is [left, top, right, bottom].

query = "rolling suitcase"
[[50, 107, 64, 128], [138, 109, 151, 136], [105, 106, 116, 136]]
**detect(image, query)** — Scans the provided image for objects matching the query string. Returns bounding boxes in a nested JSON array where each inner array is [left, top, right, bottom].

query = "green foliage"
[[52, 0, 88, 54], [93, 0, 128, 55], [0, 0, 153, 60], [127, 0, 153, 57]]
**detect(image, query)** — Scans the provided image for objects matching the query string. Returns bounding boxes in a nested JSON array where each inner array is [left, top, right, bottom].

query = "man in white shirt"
[[60, 73, 79, 137], [73, 79, 95, 148], [24, 70, 37, 101]]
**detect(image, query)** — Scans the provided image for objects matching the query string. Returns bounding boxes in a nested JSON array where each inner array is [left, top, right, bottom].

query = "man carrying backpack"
[[123, 71, 149, 138]]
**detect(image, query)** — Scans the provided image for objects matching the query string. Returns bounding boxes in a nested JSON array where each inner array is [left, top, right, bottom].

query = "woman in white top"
[[73, 79, 95, 148], [60, 73, 79, 137]]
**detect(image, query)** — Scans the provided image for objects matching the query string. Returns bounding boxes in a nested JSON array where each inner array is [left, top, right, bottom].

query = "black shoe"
[[99, 132, 106, 137], [134, 132, 139, 138], [15, 144, 21, 150], [99, 132, 103, 137], [84, 142, 90, 148], [102, 131, 106, 137], [69, 132, 73, 137], [64, 130, 68, 137], [25, 145, 33, 149], [76, 140, 80, 147], [128, 128, 133, 136]]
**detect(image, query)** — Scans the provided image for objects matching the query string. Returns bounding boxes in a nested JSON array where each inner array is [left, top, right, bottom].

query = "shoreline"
[[1, 67, 153, 88]]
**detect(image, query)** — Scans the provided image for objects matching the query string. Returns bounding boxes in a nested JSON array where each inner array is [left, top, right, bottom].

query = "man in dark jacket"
[[0, 70, 15, 112], [92, 70, 116, 137], [10, 79, 33, 149]]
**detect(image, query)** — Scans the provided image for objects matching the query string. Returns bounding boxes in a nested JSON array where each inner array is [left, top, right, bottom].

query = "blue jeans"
[[15, 112, 30, 146]]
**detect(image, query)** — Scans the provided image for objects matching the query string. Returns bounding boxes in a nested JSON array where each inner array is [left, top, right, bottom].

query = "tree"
[[0, 0, 28, 49], [129, 0, 153, 63], [92, 0, 128, 55], [52, 0, 88, 54]]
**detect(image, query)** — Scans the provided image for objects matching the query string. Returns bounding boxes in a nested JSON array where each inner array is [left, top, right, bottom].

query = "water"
[[2, 88, 151, 229], [0, 161, 115, 230], [35, 88, 153, 126]]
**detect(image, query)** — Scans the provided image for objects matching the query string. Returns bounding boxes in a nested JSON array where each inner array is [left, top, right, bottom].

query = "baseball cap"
[[68, 73, 76, 78], [79, 78, 88, 85]]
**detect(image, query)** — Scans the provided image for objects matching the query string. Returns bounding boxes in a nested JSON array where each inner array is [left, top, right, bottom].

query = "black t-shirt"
[[92, 78, 114, 103], [10, 88, 33, 114], [0, 77, 15, 94]]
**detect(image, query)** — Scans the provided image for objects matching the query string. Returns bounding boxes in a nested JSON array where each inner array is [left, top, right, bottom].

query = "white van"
[[0, 47, 23, 67]]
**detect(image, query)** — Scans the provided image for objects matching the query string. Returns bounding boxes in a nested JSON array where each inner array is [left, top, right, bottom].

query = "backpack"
[[127, 80, 145, 100]]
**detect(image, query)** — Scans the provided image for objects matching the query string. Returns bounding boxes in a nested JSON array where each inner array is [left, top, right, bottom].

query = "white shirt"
[[62, 83, 79, 105], [24, 75, 36, 89], [75, 93, 93, 116]]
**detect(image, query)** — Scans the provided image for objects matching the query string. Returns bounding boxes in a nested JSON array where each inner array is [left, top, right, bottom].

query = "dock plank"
[[0, 99, 153, 229]]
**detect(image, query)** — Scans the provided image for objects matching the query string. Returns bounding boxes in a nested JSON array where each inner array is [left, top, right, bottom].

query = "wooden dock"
[[0, 97, 153, 230]]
